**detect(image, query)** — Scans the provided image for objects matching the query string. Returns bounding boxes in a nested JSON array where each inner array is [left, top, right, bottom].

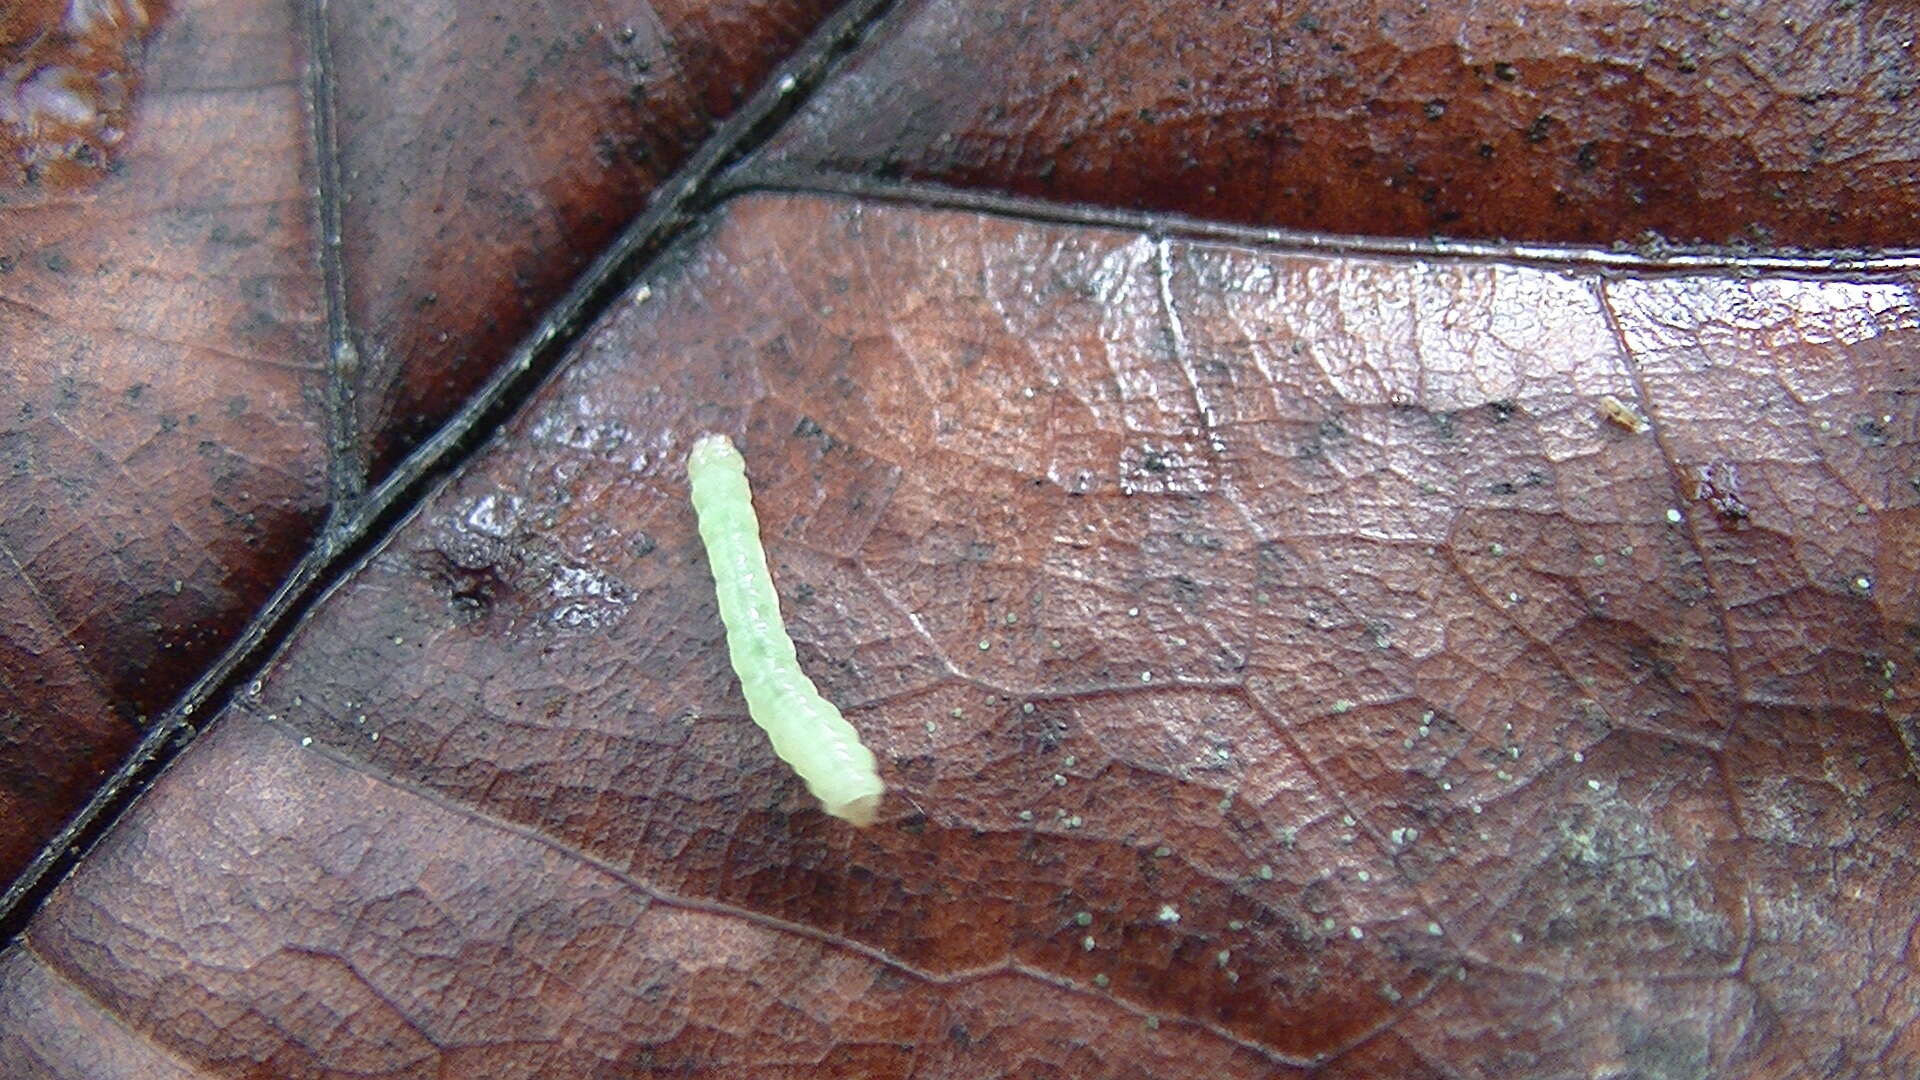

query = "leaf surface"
[[760, 0, 1920, 247], [0, 0, 844, 884], [5, 192, 1915, 1076]]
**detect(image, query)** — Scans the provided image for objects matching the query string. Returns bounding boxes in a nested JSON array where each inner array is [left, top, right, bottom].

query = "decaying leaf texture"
[[757, 0, 1920, 249], [331, 0, 847, 476], [0, 0, 168, 190], [0, 0, 850, 889], [0, 0, 330, 880], [2, 192, 1913, 1077]]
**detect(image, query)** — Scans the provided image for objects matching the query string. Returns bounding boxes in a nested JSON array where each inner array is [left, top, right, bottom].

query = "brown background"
[[0, 0, 1915, 1076]]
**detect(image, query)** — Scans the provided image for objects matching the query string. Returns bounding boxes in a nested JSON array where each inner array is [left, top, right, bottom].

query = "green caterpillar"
[[686, 433, 886, 827]]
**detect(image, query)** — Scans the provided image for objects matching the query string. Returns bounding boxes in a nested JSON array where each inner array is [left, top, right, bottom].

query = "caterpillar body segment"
[[687, 433, 885, 827]]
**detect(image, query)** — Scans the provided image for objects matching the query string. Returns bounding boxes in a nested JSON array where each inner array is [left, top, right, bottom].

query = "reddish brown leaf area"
[[335, 0, 846, 477], [0, 0, 849, 891], [5, 192, 1916, 1076], [0, 0, 328, 879], [0, 0, 169, 191], [758, 0, 1920, 250]]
